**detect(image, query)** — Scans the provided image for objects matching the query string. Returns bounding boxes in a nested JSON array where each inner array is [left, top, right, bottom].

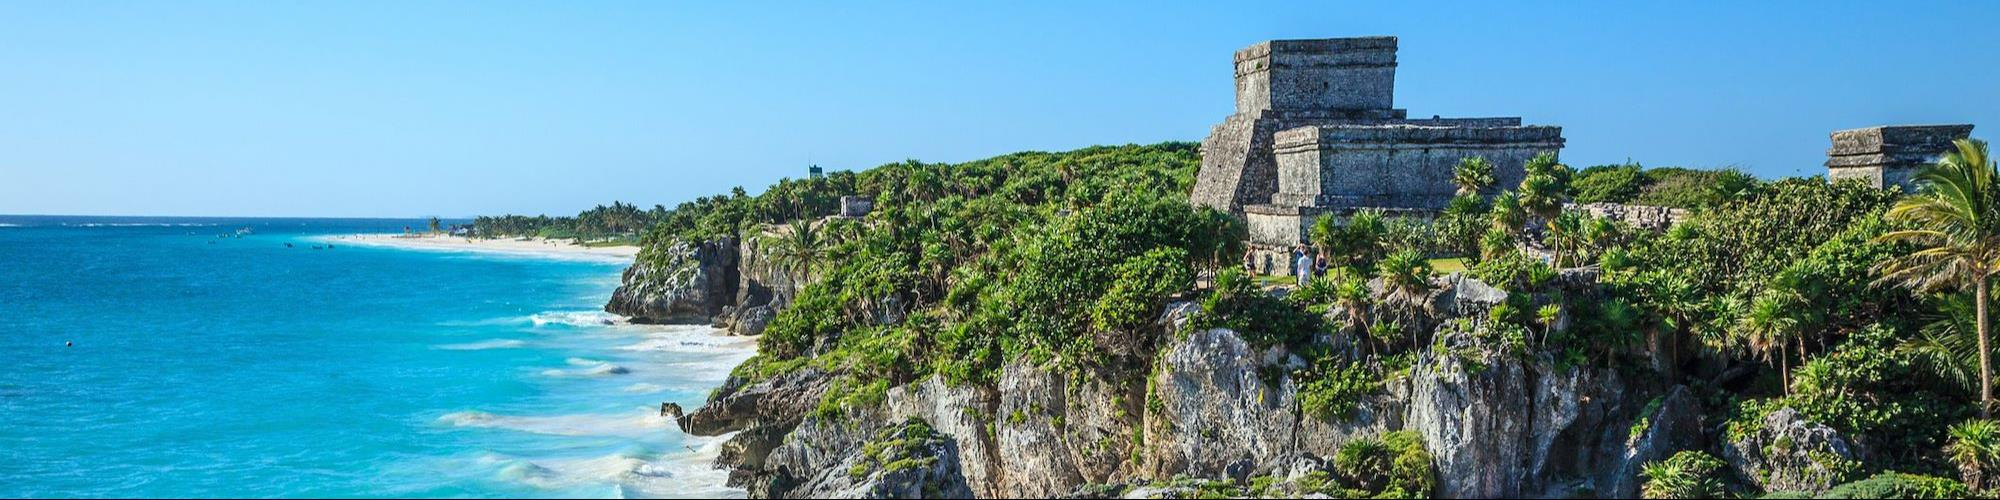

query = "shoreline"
[[321, 233, 640, 262]]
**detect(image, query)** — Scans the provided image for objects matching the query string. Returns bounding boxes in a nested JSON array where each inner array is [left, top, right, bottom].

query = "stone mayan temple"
[[1189, 36, 1565, 274], [1826, 124, 1974, 191]]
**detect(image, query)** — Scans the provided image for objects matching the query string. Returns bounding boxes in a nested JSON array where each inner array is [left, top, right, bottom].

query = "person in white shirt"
[[1295, 249, 1314, 287]]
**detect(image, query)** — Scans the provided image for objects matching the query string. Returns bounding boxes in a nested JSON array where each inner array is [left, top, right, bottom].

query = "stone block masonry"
[[1191, 36, 1565, 276], [1826, 124, 1974, 190]]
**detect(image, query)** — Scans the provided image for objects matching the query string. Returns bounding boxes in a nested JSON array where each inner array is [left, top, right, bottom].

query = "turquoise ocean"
[[0, 216, 752, 498]]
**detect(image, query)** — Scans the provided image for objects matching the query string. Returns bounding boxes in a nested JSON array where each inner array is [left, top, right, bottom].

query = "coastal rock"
[[1724, 408, 1861, 494], [783, 418, 976, 499], [1144, 328, 1298, 479], [995, 360, 1089, 497], [885, 377, 1002, 497], [679, 368, 830, 436], [1404, 331, 1626, 498], [605, 238, 738, 323]]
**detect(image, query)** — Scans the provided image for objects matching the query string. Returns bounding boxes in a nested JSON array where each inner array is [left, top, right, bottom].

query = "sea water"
[[0, 216, 752, 498]]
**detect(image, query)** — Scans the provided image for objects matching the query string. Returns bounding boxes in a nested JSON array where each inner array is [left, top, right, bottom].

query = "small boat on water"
[[234, 227, 254, 236]]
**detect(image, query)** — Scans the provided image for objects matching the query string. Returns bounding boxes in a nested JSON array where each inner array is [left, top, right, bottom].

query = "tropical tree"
[[1375, 250, 1435, 351], [767, 218, 824, 284], [1875, 138, 2000, 416], [1451, 156, 1496, 197], [1739, 293, 1801, 395], [1949, 419, 2000, 492], [1518, 152, 1573, 264]]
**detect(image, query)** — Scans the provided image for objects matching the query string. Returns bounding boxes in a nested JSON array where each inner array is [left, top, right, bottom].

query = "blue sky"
[[2, 1, 1995, 218]]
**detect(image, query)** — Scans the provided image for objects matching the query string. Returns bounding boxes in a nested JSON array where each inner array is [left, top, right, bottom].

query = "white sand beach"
[[324, 234, 640, 261]]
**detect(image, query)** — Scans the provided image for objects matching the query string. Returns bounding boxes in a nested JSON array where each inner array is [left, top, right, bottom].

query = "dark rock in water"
[[604, 238, 739, 323], [1724, 408, 1861, 494]]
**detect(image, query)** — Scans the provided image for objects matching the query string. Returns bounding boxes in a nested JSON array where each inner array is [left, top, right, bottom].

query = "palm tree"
[[1518, 152, 1572, 265], [1738, 293, 1800, 395], [1875, 138, 2000, 416], [1949, 419, 2000, 492], [1375, 250, 1435, 352], [767, 219, 823, 284], [1452, 157, 1496, 197], [1332, 273, 1374, 354], [1900, 293, 1993, 395]]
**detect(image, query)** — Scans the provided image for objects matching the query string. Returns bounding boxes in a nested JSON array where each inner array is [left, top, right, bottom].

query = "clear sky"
[[2, 1, 1996, 218]]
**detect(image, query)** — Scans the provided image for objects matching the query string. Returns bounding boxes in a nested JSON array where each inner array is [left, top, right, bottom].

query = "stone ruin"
[[1189, 37, 1565, 275], [1826, 124, 1974, 191]]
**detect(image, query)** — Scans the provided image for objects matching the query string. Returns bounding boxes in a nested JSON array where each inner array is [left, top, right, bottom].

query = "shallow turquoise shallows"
[[0, 216, 749, 498]]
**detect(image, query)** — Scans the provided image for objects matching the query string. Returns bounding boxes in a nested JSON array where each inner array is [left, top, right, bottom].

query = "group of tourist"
[[1242, 246, 1332, 287]]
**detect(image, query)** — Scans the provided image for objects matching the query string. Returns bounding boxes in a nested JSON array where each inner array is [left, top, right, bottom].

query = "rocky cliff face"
[[606, 234, 797, 334], [656, 273, 1726, 499]]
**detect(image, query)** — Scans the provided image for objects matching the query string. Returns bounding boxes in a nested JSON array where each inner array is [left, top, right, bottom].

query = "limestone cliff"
[[653, 272, 1737, 499], [605, 233, 797, 335]]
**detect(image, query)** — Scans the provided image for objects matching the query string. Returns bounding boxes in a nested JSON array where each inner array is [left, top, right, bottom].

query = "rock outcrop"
[[608, 232, 802, 334], [675, 275, 1699, 499], [780, 418, 977, 499], [1724, 408, 1862, 494], [606, 238, 739, 323]]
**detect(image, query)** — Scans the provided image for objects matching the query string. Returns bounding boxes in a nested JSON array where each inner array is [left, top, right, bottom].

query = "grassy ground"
[[1428, 257, 1468, 274]]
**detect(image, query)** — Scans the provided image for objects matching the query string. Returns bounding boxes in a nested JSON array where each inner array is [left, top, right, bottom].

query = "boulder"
[[782, 419, 976, 499], [678, 368, 830, 436], [1724, 408, 1861, 494], [605, 238, 738, 323]]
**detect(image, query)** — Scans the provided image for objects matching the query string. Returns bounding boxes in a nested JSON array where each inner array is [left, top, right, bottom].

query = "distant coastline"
[[323, 233, 640, 262]]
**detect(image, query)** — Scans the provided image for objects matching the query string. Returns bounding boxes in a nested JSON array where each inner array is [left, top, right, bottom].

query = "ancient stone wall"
[[1565, 202, 1685, 232], [1271, 124, 1563, 210], [1826, 124, 1974, 190], [1233, 37, 1398, 115]]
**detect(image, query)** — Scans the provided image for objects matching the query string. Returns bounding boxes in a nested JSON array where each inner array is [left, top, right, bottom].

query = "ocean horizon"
[[0, 215, 751, 498]]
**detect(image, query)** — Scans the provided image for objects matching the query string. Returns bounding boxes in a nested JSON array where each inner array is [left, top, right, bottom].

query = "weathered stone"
[[1144, 328, 1298, 478], [884, 376, 1002, 498], [1597, 385, 1704, 499], [840, 196, 874, 218], [1189, 37, 1565, 275], [1724, 408, 1861, 494], [605, 238, 739, 323], [781, 419, 976, 499], [1404, 333, 1626, 498], [996, 360, 1090, 497], [679, 368, 831, 437], [1566, 202, 1686, 232], [1825, 124, 1974, 190]]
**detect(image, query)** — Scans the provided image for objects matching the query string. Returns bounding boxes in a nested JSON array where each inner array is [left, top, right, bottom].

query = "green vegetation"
[[1875, 139, 2000, 416], [1572, 162, 1757, 209], [1332, 431, 1436, 498], [849, 417, 943, 479], [1639, 450, 1728, 499], [519, 134, 2000, 497]]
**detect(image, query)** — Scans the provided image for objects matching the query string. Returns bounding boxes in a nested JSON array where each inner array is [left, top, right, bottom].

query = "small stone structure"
[[839, 195, 873, 218], [1566, 202, 1685, 232], [1191, 37, 1565, 276], [1826, 124, 1974, 190]]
